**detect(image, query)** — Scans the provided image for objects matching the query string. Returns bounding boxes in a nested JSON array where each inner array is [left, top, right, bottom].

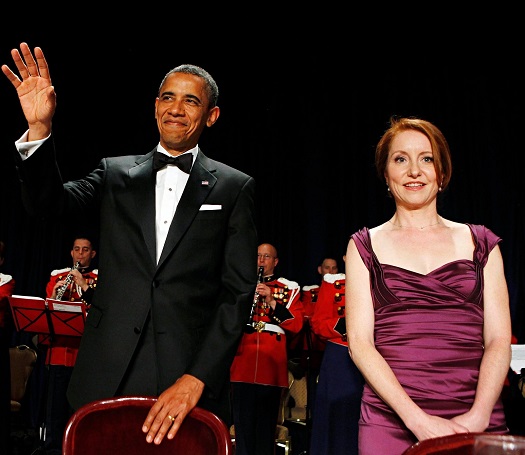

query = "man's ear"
[[206, 106, 220, 127]]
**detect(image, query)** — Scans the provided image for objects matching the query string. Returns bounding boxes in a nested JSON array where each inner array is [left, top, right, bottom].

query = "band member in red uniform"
[[0, 240, 16, 454], [287, 256, 340, 448], [40, 235, 97, 455], [309, 267, 364, 455], [289, 256, 340, 378], [230, 243, 304, 455]]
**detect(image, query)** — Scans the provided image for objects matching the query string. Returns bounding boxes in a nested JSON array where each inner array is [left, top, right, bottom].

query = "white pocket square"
[[200, 204, 222, 211]]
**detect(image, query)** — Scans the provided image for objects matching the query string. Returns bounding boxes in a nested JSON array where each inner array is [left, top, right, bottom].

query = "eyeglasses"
[[257, 254, 274, 260]]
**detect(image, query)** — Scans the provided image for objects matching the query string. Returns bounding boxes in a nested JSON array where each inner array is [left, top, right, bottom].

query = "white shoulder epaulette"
[[0, 273, 13, 286], [302, 284, 319, 291], [278, 277, 301, 309], [323, 273, 345, 284], [51, 267, 72, 276], [91, 269, 99, 275], [278, 277, 299, 289]]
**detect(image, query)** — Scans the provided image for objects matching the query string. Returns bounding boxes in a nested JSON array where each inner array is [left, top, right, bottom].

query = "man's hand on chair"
[[142, 374, 205, 444]]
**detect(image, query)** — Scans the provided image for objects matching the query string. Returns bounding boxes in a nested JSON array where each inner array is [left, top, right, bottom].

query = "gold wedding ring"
[[167, 415, 175, 422]]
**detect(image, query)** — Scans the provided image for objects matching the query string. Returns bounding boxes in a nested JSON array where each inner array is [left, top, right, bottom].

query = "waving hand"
[[2, 42, 55, 140]]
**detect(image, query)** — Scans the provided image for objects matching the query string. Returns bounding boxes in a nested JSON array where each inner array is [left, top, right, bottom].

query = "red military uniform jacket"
[[301, 284, 320, 319], [287, 283, 327, 371], [40, 266, 98, 366], [295, 284, 327, 352], [0, 273, 15, 329], [230, 274, 303, 387], [310, 273, 347, 348]]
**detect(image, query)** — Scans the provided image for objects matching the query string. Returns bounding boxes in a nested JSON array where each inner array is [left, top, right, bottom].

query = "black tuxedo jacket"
[[14, 138, 258, 423]]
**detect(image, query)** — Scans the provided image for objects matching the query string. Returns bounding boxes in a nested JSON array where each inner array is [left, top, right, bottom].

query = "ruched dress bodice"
[[351, 224, 507, 455]]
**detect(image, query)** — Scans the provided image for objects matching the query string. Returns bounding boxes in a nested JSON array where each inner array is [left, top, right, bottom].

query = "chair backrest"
[[283, 366, 309, 422], [401, 432, 497, 455], [63, 396, 232, 455], [9, 344, 37, 412]]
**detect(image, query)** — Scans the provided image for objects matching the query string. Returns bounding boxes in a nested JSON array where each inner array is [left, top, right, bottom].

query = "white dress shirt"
[[154, 144, 196, 263]]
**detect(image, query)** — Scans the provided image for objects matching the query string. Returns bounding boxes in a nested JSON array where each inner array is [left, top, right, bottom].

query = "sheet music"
[[46, 299, 84, 313], [511, 344, 525, 374], [50, 303, 83, 313], [11, 294, 45, 301]]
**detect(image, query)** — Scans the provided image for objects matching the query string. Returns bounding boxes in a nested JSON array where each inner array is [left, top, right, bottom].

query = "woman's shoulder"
[[445, 221, 499, 241], [442, 219, 471, 234], [369, 222, 391, 235], [352, 222, 389, 239], [444, 221, 502, 258]]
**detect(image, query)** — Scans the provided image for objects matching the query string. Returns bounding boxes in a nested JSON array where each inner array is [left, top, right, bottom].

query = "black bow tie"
[[152, 152, 193, 173]]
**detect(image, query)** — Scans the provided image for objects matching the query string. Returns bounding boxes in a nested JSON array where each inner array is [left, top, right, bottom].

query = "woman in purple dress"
[[345, 117, 511, 455]]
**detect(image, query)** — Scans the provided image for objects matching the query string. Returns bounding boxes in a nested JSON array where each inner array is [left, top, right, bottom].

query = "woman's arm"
[[454, 244, 511, 431]]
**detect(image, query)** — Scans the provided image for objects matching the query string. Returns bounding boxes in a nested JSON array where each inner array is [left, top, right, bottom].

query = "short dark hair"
[[159, 64, 219, 109], [317, 255, 338, 268], [71, 233, 96, 251]]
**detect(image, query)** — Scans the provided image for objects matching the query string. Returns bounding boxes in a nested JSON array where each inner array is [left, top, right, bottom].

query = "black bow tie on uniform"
[[152, 152, 193, 173]]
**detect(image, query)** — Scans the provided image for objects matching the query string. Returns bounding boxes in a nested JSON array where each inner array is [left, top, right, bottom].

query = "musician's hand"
[[142, 374, 204, 445], [1, 42, 55, 140], [70, 269, 88, 291], [51, 280, 66, 299], [256, 283, 271, 299]]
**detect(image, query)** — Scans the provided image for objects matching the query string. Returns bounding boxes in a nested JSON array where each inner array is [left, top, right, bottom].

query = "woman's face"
[[385, 129, 439, 209]]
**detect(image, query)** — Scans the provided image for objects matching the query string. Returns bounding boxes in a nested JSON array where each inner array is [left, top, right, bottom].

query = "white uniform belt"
[[262, 323, 285, 334], [248, 322, 285, 335]]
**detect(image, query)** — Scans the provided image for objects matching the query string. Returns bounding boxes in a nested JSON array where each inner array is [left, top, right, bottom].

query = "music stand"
[[9, 295, 87, 447], [9, 295, 87, 342]]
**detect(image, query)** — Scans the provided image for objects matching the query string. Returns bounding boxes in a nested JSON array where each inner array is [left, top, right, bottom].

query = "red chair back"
[[402, 432, 525, 455], [402, 432, 486, 454], [63, 396, 232, 455]]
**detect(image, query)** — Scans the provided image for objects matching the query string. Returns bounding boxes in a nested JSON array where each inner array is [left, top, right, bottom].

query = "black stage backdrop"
[[1, 27, 523, 342]]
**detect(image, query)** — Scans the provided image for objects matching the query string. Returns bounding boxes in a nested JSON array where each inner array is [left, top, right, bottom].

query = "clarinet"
[[245, 266, 264, 333], [55, 261, 81, 301]]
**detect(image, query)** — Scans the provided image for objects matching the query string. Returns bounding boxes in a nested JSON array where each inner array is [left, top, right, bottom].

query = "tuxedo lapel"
[[157, 153, 217, 267], [129, 152, 157, 267]]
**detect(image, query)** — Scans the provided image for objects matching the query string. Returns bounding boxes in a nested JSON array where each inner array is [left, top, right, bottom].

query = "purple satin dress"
[[352, 224, 508, 455]]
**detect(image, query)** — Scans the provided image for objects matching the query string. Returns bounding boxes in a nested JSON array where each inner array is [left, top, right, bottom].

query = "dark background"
[[0, 23, 523, 341]]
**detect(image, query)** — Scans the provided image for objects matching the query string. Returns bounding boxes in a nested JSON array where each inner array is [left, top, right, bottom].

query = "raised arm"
[[2, 42, 55, 140]]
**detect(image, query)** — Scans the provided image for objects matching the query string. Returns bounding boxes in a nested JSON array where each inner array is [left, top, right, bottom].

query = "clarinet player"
[[39, 234, 97, 455], [230, 243, 304, 455]]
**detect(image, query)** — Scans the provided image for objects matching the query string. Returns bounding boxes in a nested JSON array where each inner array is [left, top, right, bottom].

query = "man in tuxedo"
[[2, 43, 258, 446]]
